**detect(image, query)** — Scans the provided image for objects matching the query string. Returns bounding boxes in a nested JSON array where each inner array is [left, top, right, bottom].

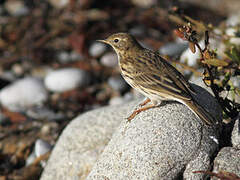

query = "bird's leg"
[[139, 98, 151, 107], [127, 104, 156, 122]]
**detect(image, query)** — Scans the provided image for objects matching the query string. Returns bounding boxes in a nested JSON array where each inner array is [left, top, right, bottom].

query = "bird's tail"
[[184, 100, 216, 125]]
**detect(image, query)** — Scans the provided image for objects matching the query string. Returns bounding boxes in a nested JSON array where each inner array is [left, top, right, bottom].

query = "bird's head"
[[97, 33, 142, 54]]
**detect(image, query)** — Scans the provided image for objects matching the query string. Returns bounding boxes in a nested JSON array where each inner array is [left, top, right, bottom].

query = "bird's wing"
[[134, 51, 195, 101]]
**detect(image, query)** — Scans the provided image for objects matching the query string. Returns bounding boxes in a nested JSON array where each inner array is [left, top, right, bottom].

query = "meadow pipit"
[[98, 33, 215, 125]]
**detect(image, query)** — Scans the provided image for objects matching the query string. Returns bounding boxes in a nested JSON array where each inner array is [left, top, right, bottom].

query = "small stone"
[[89, 42, 107, 57], [226, 27, 237, 36], [41, 123, 58, 135], [44, 68, 90, 92], [159, 42, 188, 57], [48, 0, 69, 9], [0, 77, 48, 112], [232, 117, 240, 148], [0, 71, 16, 81], [26, 107, 65, 121], [131, 0, 157, 8], [109, 93, 134, 105], [108, 76, 129, 92], [69, 51, 83, 61], [231, 77, 240, 88], [57, 51, 83, 63], [12, 64, 24, 76], [129, 26, 146, 36], [57, 51, 70, 63], [4, 0, 29, 16], [213, 147, 240, 178], [226, 13, 240, 26], [180, 40, 204, 67], [31, 66, 52, 79], [26, 152, 36, 166], [230, 37, 240, 45], [109, 96, 125, 105], [213, 28, 222, 36], [100, 52, 118, 67], [41, 124, 51, 135], [123, 92, 134, 101], [35, 139, 52, 157]]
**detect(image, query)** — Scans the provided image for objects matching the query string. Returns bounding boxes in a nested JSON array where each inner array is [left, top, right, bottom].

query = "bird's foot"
[[127, 104, 156, 122]]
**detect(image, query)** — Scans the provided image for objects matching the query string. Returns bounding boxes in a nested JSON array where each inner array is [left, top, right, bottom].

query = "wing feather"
[[133, 50, 195, 100]]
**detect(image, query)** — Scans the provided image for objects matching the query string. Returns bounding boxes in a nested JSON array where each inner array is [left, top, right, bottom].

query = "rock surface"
[[231, 118, 240, 148], [40, 101, 137, 180], [86, 85, 221, 180], [212, 147, 240, 178], [41, 84, 221, 180]]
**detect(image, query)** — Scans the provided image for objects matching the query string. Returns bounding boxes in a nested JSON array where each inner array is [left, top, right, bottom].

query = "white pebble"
[[129, 26, 146, 36], [100, 52, 118, 67], [69, 51, 83, 61], [26, 107, 64, 121], [231, 77, 240, 88], [226, 28, 237, 36], [48, 0, 69, 9], [35, 139, 52, 157], [109, 96, 125, 105], [226, 13, 240, 26], [57, 51, 70, 63], [123, 92, 134, 101], [180, 40, 204, 67], [25, 152, 36, 166], [5, 0, 29, 16], [44, 68, 90, 92], [89, 42, 107, 57], [109, 92, 133, 105], [230, 37, 240, 45], [0, 77, 48, 111]]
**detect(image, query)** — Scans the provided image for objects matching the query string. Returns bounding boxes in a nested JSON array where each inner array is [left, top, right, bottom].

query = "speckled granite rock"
[[41, 84, 221, 180], [86, 85, 222, 180], [212, 147, 240, 179], [232, 118, 240, 148], [40, 101, 137, 180]]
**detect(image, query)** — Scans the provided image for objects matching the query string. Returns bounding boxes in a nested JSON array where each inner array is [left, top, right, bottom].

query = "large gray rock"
[[86, 85, 221, 180], [40, 101, 137, 180], [41, 84, 221, 180], [212, 147, 240, 179]]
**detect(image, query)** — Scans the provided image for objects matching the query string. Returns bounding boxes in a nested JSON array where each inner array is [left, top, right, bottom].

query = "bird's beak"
[[97, 39, 108, 44]]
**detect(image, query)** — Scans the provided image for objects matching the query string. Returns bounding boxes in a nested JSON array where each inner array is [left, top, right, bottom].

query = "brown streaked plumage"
[[98, 32, 215, 125]]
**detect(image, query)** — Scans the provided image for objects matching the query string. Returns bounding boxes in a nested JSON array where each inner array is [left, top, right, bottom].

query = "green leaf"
[[203, 58, 228, 67], [225, 45, 240, 64]]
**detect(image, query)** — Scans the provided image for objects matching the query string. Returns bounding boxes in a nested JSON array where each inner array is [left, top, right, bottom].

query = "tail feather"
[[184, 100, 216, 125]]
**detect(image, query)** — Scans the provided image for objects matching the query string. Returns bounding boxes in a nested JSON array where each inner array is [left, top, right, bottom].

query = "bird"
[[97, 32, 215, 125]]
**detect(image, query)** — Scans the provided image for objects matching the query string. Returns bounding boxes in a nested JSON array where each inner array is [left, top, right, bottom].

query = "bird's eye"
[[114, 39, 119, 43]]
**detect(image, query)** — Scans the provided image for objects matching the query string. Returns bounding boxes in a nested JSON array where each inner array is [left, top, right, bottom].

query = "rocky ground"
[[0, 0, 240, 179]]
